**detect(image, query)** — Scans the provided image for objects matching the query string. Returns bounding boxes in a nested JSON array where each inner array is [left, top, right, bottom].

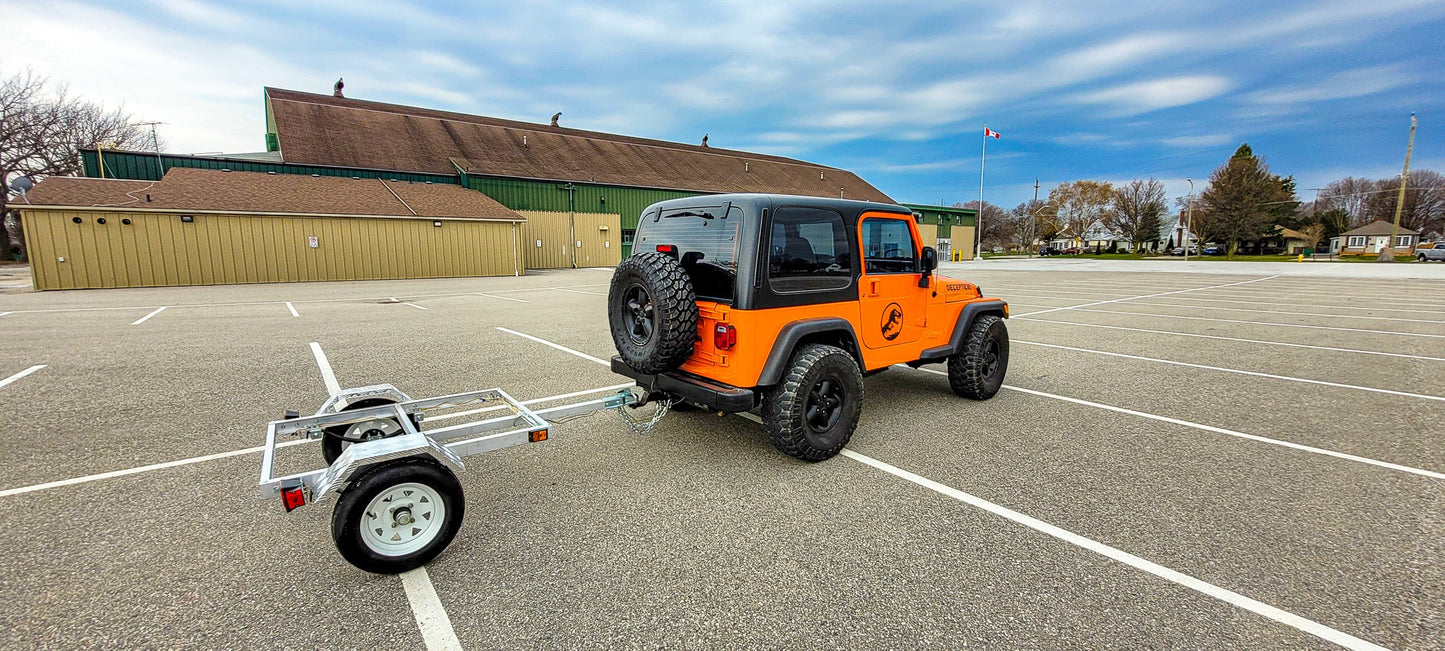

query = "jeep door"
[[857, 213, 927, 352]]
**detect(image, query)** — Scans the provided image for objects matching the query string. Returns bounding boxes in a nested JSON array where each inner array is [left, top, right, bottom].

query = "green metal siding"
[[901, 203, 977, 239], [466, 176, 701, 256]]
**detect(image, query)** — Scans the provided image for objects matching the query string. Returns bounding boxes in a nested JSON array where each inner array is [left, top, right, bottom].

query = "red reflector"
[[714, 324, 737, 350], [281, 486, 306, 512], [656, 244, 677, 255]]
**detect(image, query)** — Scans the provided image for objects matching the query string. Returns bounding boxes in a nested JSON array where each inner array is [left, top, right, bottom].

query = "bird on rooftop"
[[551, 112, 561, 127], [701, 133, 709, 147], [333, 78, 344, 98]]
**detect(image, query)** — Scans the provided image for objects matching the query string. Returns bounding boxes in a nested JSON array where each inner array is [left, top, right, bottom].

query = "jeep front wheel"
[[762, 344, 863, 462], [947, 315, 1008, 400]]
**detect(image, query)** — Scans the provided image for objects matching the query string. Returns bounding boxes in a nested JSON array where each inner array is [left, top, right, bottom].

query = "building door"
[[1374, 237, 1387, 253]]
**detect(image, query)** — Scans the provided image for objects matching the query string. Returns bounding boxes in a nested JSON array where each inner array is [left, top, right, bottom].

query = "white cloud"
[[1159, 134, 1234, 148], [1248, 65, 1413, 104], [1075, 76, 1234, 115]]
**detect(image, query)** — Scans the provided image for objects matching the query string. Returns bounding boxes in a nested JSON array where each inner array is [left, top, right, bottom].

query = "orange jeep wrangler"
[[609, 194, 1009, 461]]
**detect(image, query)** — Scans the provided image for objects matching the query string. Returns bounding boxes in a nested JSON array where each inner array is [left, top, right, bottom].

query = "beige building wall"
[[21, 208, 526, 290], [916, 223, 938, 252], [518, 211, 623, 269]]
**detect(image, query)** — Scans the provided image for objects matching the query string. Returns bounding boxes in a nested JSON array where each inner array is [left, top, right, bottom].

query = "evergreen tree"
[[1196, 144, 1295, 258]]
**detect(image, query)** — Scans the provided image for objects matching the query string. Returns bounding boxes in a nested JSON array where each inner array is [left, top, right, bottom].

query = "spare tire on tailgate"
[[609, 251, 697, 374]]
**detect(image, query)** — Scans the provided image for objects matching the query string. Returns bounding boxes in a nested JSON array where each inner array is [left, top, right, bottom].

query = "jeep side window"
[[861, 218, 917, 274], [768, 207, 851, 293]]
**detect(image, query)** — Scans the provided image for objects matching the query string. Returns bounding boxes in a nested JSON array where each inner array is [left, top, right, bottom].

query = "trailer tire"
[[609, 252, 697, 374], [947, 315, 1008, 400], [761, 344, 863, 462], [322, 398, 417, 465], [332, 460, 464, 574]]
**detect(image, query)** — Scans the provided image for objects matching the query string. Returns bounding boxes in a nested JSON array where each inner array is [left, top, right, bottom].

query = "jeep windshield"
[[636, 205, 742, 302]]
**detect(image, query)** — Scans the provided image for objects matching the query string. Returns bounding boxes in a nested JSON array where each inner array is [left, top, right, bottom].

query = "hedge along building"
[[82, 87, 896, 266], [17, 168, 527, 290]]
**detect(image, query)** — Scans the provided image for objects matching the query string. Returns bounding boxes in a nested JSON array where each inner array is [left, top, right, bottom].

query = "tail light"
[[714, 324, 737, 350], [280, 483, 306, 512], [656, 244, 678, 257]]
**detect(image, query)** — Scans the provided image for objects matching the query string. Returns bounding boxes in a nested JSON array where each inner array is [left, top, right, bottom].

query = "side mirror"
[[918, 246, 936, 287]]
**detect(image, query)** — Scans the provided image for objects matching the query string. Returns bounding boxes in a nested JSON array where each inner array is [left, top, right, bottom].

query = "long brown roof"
[[21, 167, 525, 221], [264, 88, 893, 202]]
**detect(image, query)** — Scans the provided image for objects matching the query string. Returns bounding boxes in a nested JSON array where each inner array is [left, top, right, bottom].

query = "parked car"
[[1060, 247, 1082, 255], [1170, 246, 1200, 256], [1039, 246, 1061, 256], [1203, 245, 1226, 256], [1418, 242, 1445, 262]]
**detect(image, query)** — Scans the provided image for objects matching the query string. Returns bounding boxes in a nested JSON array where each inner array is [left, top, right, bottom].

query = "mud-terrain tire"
[[762, 344, 863, 462], [609, 252, 697, 374], [947, 315, 1008, 400]]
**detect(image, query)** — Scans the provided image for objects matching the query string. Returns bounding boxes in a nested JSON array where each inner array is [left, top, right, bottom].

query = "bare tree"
[[1047, 180, 1113, 242], [955, 200, 1008, 252], [1109, 179, 1167, 252], [1317, 177, 1377, 227], [2, 68, 154, 260], [1363, 169, 1444, 236]]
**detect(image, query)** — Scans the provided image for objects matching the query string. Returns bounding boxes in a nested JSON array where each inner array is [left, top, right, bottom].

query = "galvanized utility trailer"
[[258, 384, 664, 574]]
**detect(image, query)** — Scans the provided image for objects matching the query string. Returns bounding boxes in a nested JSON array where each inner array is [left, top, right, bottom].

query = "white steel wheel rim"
[[342, 418, 403, 452], [359, 482, 446, 557]]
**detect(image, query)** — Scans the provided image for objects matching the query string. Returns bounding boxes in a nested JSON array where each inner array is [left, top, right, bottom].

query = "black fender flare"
[[756, 318, 863, 387], [916, 300, 1009, 363]]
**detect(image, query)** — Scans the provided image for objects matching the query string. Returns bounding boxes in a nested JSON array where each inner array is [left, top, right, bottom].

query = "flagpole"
[[977, 124, 987, 260]]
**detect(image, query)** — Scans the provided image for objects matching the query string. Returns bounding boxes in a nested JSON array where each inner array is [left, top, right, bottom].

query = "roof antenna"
[[334, 78, 344, 98], [550, 112, 561, 127], [701, 133, 709, 147], [523, 134, 528, 147]]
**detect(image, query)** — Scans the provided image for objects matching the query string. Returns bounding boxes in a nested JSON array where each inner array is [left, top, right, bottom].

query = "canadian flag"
[[984, 127, 1001, 139]]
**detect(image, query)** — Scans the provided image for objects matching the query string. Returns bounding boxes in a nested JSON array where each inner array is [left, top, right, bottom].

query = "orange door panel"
[[857, 214, 927, 352]]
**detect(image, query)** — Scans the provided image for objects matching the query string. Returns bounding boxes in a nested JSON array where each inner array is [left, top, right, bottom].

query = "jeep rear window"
[[636, 206, 741, 301]]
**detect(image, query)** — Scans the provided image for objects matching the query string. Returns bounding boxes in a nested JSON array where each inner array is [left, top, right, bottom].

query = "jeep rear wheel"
[[762, 344, 863, 462], [608, 252, 698, 374], [947, 315, 1008, 400]]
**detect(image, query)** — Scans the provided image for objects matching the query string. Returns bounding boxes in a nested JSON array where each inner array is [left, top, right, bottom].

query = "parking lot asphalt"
[[0, 262, 1441, 649]]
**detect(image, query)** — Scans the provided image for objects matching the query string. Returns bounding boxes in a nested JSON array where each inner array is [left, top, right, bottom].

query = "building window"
[[621, 229, 635, 244], [1396, 235, 1412, 247], [1347, 236, 1366, 247]]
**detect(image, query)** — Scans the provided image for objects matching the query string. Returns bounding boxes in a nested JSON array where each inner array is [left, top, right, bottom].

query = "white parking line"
[[0, 311, 13, 317], [131, 306, 167, 325], [553, 288, 607, 296], [0, 365, 46, 389], [286, 302, 300, 317], [911, 368, 1444, 480], [1015, 318, 1445, 362], [401, 567, 463, 651], [404, 303, 429, 310], [310, 342, 342, 395], [839, 449, 1389, 651], [495, 327, 610, 365], [1002, 288, 1445, 315], [1055, 308, 1445, 339], [476, 292, 529, 303], [0, 438, 312, 498], [1055, 300, 1445, 325], [1015, 340, 1445, 402], [1014, 276, 1279, 318]]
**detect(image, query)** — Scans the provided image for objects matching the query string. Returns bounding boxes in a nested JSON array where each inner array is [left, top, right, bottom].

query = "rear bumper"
[[610, 357, 757, 412]]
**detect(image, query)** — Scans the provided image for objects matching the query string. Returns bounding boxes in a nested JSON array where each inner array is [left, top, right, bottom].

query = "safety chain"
[[616, 397, 672, 436]]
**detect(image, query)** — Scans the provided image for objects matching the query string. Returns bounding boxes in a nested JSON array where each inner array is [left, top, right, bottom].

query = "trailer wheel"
[[332, 461, 464, 574], [947, 315, 1008, 400], [761, 344, 863, 462], [322, 398, 416, 465], [608, 251, 697, 374]]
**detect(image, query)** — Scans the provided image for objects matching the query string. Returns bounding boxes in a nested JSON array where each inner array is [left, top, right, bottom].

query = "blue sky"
[[6, 0, 1443, 209]]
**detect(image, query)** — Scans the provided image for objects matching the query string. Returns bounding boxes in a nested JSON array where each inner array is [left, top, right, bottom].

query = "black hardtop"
[[648, 193, 914, 218]]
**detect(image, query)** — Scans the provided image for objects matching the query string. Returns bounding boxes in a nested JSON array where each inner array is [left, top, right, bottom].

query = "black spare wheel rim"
[[622, 284, 655, 345], [805, 375, 846, 433]]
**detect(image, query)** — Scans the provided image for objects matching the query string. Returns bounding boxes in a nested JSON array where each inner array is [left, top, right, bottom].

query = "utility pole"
[[1030, 178, 1040, 258], [137, 122, 165, 176], [1184, 179, 1194, 262], [1380, 113, 1416, 262]]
